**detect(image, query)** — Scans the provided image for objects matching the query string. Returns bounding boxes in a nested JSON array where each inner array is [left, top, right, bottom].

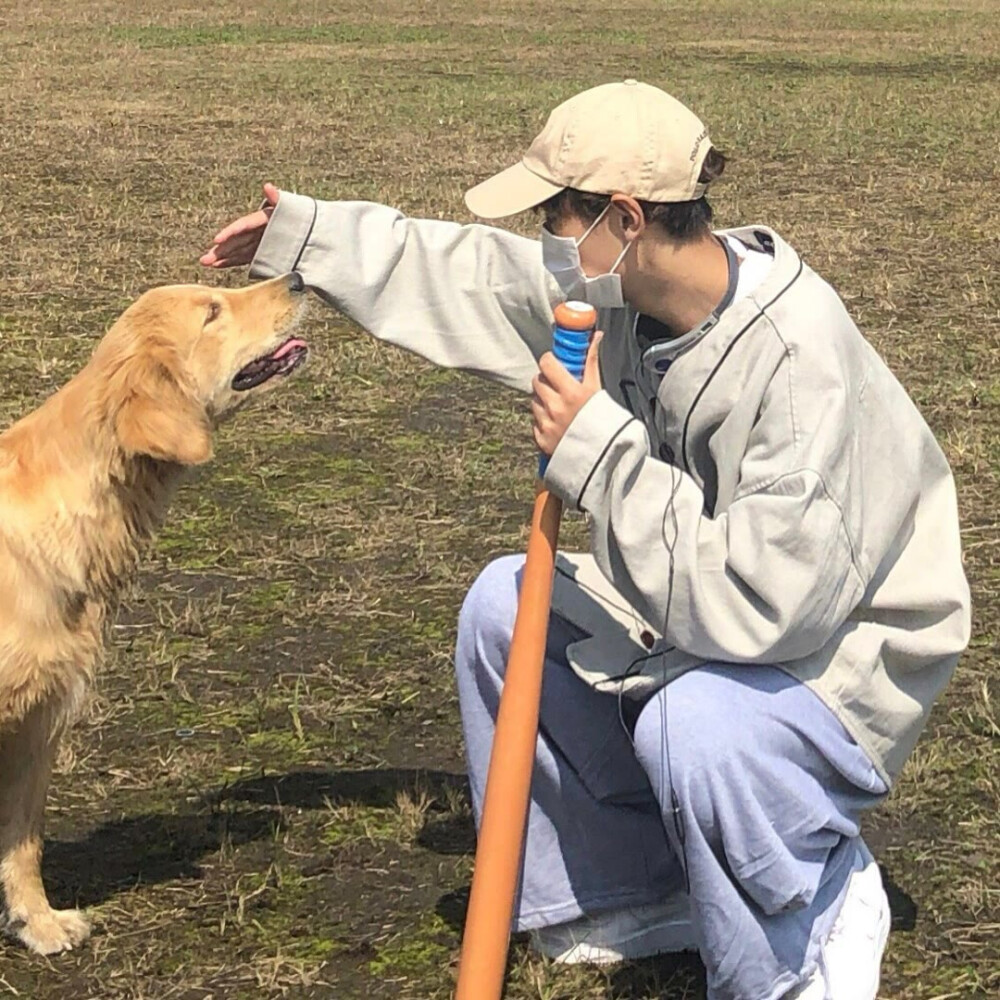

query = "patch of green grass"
[[157, 505, 237, 568], [242, 580, 294, 613], [320, 807, 401, 848], [243, 727, 320, 758], [368, 912, 452, 978]]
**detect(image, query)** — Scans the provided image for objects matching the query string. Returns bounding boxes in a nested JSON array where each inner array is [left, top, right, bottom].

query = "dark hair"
[[539, 147, 727, 243]]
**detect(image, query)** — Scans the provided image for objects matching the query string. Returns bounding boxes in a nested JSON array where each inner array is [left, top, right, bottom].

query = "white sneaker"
[[787, 841, 891, 1000], [529, 895, 697, 965]]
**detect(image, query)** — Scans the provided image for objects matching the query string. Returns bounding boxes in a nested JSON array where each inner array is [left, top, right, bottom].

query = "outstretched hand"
[[200, 182, 280, 268], [531, 330, 604, 456]]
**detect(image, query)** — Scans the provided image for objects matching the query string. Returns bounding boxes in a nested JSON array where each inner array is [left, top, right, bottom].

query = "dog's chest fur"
[[0, 450, 181, 730]]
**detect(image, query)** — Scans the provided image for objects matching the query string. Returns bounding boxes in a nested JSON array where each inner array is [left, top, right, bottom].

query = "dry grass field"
[[0, 1, 996, 997]]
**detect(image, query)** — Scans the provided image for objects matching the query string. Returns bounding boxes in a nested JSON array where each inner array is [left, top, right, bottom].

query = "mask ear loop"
[[575, 202, 612, 247], [609, 234, 633, 275], [580, 202, 635, 276]]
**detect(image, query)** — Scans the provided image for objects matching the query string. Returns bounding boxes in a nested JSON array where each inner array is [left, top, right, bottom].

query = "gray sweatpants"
[[455, 555, 889, 1000]]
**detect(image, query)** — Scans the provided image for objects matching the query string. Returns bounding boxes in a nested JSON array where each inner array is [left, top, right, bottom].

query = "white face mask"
[[541, 203, 632, 309]]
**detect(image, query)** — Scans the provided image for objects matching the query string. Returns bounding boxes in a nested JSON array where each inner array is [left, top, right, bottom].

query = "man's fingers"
[[583, 330, 604, 391], [217, 229, 262, 255], [210, 219, 250, 245], [211, 210, 269, 246], [533, 425, 553, 455], [538, 351, 577, 390], [530, 403, 556, 452], [203, 186, 276, 267], [202, 229, 262, 265], [200, 233, 258, 267], [200, 251, 241, 268], [199, 247, 241, 268], [531, 374, 561, 413]]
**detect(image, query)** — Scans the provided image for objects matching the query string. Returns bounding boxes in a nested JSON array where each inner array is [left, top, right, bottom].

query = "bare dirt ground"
[[0, 1, 996, 996]]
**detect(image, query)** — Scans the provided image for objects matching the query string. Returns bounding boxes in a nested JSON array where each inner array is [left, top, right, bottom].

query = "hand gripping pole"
[[455, 301, 597, 999]]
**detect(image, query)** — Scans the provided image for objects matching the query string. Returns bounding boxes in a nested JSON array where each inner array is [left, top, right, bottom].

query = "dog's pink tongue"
[[271, 338, 308, 360]]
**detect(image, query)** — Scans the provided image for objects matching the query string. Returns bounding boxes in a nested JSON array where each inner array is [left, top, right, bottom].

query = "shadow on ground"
[[44, 808, 279, 908], [213, 766, 468, 810]]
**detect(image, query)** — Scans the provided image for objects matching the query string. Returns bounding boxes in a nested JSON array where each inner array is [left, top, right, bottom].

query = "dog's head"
[[92, 274, 308, 466]]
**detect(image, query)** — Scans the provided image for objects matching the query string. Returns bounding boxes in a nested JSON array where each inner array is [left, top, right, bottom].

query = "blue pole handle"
[[539, 302, 597, 477]]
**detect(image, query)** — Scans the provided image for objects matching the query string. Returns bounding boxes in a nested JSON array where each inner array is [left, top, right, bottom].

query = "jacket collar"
[[626, 226, 802, 367]]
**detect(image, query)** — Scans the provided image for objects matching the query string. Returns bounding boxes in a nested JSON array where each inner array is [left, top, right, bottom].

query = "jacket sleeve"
[[248, 193, 558, 393], [542, 389, 867, 663]]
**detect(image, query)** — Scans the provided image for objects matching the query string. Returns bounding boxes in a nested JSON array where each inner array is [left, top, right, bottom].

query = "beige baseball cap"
[[464, 79, 713, 219]]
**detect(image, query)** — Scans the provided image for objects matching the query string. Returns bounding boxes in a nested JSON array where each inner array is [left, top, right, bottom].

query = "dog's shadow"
[[43, 768, 469, 910], [44, 808, 279, 909]]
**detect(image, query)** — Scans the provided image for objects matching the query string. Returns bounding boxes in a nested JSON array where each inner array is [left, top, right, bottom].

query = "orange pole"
[[454, 483, 563, 999]]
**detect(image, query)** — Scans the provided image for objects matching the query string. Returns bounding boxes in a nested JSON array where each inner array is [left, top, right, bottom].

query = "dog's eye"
[[204, 301, 222, 326]]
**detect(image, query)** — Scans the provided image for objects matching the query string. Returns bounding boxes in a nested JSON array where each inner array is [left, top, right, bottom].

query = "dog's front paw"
[[16, 907, 91, 955]]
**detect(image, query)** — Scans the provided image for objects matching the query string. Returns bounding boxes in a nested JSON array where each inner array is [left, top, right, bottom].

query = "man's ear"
[[611, 192, 645, 239], [116, 358, 214, 466]]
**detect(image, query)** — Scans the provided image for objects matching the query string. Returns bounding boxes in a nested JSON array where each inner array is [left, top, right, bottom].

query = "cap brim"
[[464, 161, 565, 219]]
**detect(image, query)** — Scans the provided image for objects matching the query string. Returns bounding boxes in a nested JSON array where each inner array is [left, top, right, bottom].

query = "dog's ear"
[[116, 357, 214, 466]]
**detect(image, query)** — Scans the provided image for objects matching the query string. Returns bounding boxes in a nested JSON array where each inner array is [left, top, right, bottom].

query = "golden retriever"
[[0, 273, 308, 954]]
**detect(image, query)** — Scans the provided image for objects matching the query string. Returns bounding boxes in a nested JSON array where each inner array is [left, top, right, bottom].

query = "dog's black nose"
[[287, 272, 305, 293]]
